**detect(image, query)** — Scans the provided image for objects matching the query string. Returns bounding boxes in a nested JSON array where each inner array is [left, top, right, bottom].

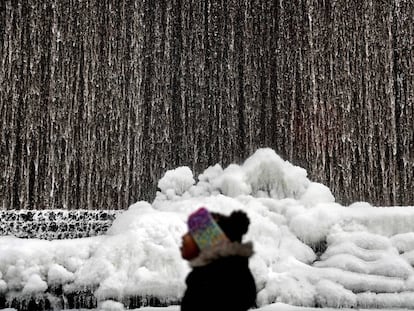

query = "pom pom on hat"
[[213, 210, 250, 243]]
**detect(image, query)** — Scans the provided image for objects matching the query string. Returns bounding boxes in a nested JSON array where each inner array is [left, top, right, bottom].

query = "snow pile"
[[290, 202, 414, 245], [156, 148, 333, 203], [0, 148, 414, 310], [157, 167, 195, 198], [315, 280, 357, 308], [98, 300, 125, 311]]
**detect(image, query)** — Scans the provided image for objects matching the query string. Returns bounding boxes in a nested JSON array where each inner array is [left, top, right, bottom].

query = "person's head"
[[180, 207, 250, 260]]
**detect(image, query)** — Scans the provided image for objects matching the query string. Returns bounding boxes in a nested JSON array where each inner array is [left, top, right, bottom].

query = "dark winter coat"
[[181, 241, 257, 311]]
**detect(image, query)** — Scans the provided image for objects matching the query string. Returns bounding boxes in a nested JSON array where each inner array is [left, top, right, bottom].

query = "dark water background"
[[1, 0, 413, 209]]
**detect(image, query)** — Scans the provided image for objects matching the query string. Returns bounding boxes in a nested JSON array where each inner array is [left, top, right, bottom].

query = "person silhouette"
[[180, 207, 256, 311]]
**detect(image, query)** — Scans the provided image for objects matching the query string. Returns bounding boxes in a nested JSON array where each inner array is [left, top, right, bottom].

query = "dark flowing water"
[[1, 0, 413, 209]]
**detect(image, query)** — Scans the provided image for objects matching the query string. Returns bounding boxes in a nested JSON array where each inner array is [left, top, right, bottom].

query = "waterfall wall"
[[1, 0, 413, 209]]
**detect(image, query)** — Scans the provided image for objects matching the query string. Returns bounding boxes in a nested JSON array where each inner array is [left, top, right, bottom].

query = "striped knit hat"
[[187, 207, 229, 250]]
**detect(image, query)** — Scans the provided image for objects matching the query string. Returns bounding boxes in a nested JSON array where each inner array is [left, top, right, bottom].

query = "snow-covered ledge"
[[0, 210, 121, 240]]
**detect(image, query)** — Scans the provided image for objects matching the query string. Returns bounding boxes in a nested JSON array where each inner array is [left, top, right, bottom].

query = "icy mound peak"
[[157, 166, 195, 197], [156, 148, 334, 203], [242, 148, 308, 198]]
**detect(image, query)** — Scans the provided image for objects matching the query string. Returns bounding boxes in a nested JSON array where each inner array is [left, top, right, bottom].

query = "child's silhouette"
[[180, 207, 256, 311]]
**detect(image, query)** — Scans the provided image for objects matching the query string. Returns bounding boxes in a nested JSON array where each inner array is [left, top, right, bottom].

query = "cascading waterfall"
[[0, 0, 413, 211]]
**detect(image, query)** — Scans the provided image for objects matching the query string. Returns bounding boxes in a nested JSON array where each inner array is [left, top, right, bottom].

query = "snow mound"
[[357, 292, 414, 309], [390, 232, 414, 253], [157, 167, 195, 198], [315, 253, 413, 279], [98, 300, 125, 311], [22, 274, 48, 295], [1, 148, 414, 310], [316, 228, 414, 280], [47, 264, 74, 285], [315, 280, 357, 308], [155, 148, 334, 202]]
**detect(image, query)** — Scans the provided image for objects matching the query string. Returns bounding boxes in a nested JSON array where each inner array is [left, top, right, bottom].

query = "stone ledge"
[[0, 210, 122, 240], [0, 289, 179, 311]]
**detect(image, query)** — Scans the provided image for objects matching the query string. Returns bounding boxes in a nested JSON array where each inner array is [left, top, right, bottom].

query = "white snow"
[[0, 148, 414, 310], [98, 300, 125, 311], [390, 232, 414, 253], [402, 250, 414, 266], [315, 279, 357, 308], [47, 263, 75, 285], [22, 274, 48, 295], [157, 167, 195, 198]]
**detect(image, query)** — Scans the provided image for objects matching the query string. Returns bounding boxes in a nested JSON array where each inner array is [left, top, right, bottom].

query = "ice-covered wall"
[[0, 210, 120, 239]]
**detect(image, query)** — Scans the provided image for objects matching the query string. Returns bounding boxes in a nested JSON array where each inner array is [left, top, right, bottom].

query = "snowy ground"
[[1, 148, 414, 310]]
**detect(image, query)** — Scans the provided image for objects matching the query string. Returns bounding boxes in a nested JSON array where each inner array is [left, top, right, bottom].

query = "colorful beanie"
[[188, 207, 229, 250]]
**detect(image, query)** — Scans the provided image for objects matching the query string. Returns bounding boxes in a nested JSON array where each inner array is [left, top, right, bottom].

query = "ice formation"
[[0, 148, 414, 310]]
